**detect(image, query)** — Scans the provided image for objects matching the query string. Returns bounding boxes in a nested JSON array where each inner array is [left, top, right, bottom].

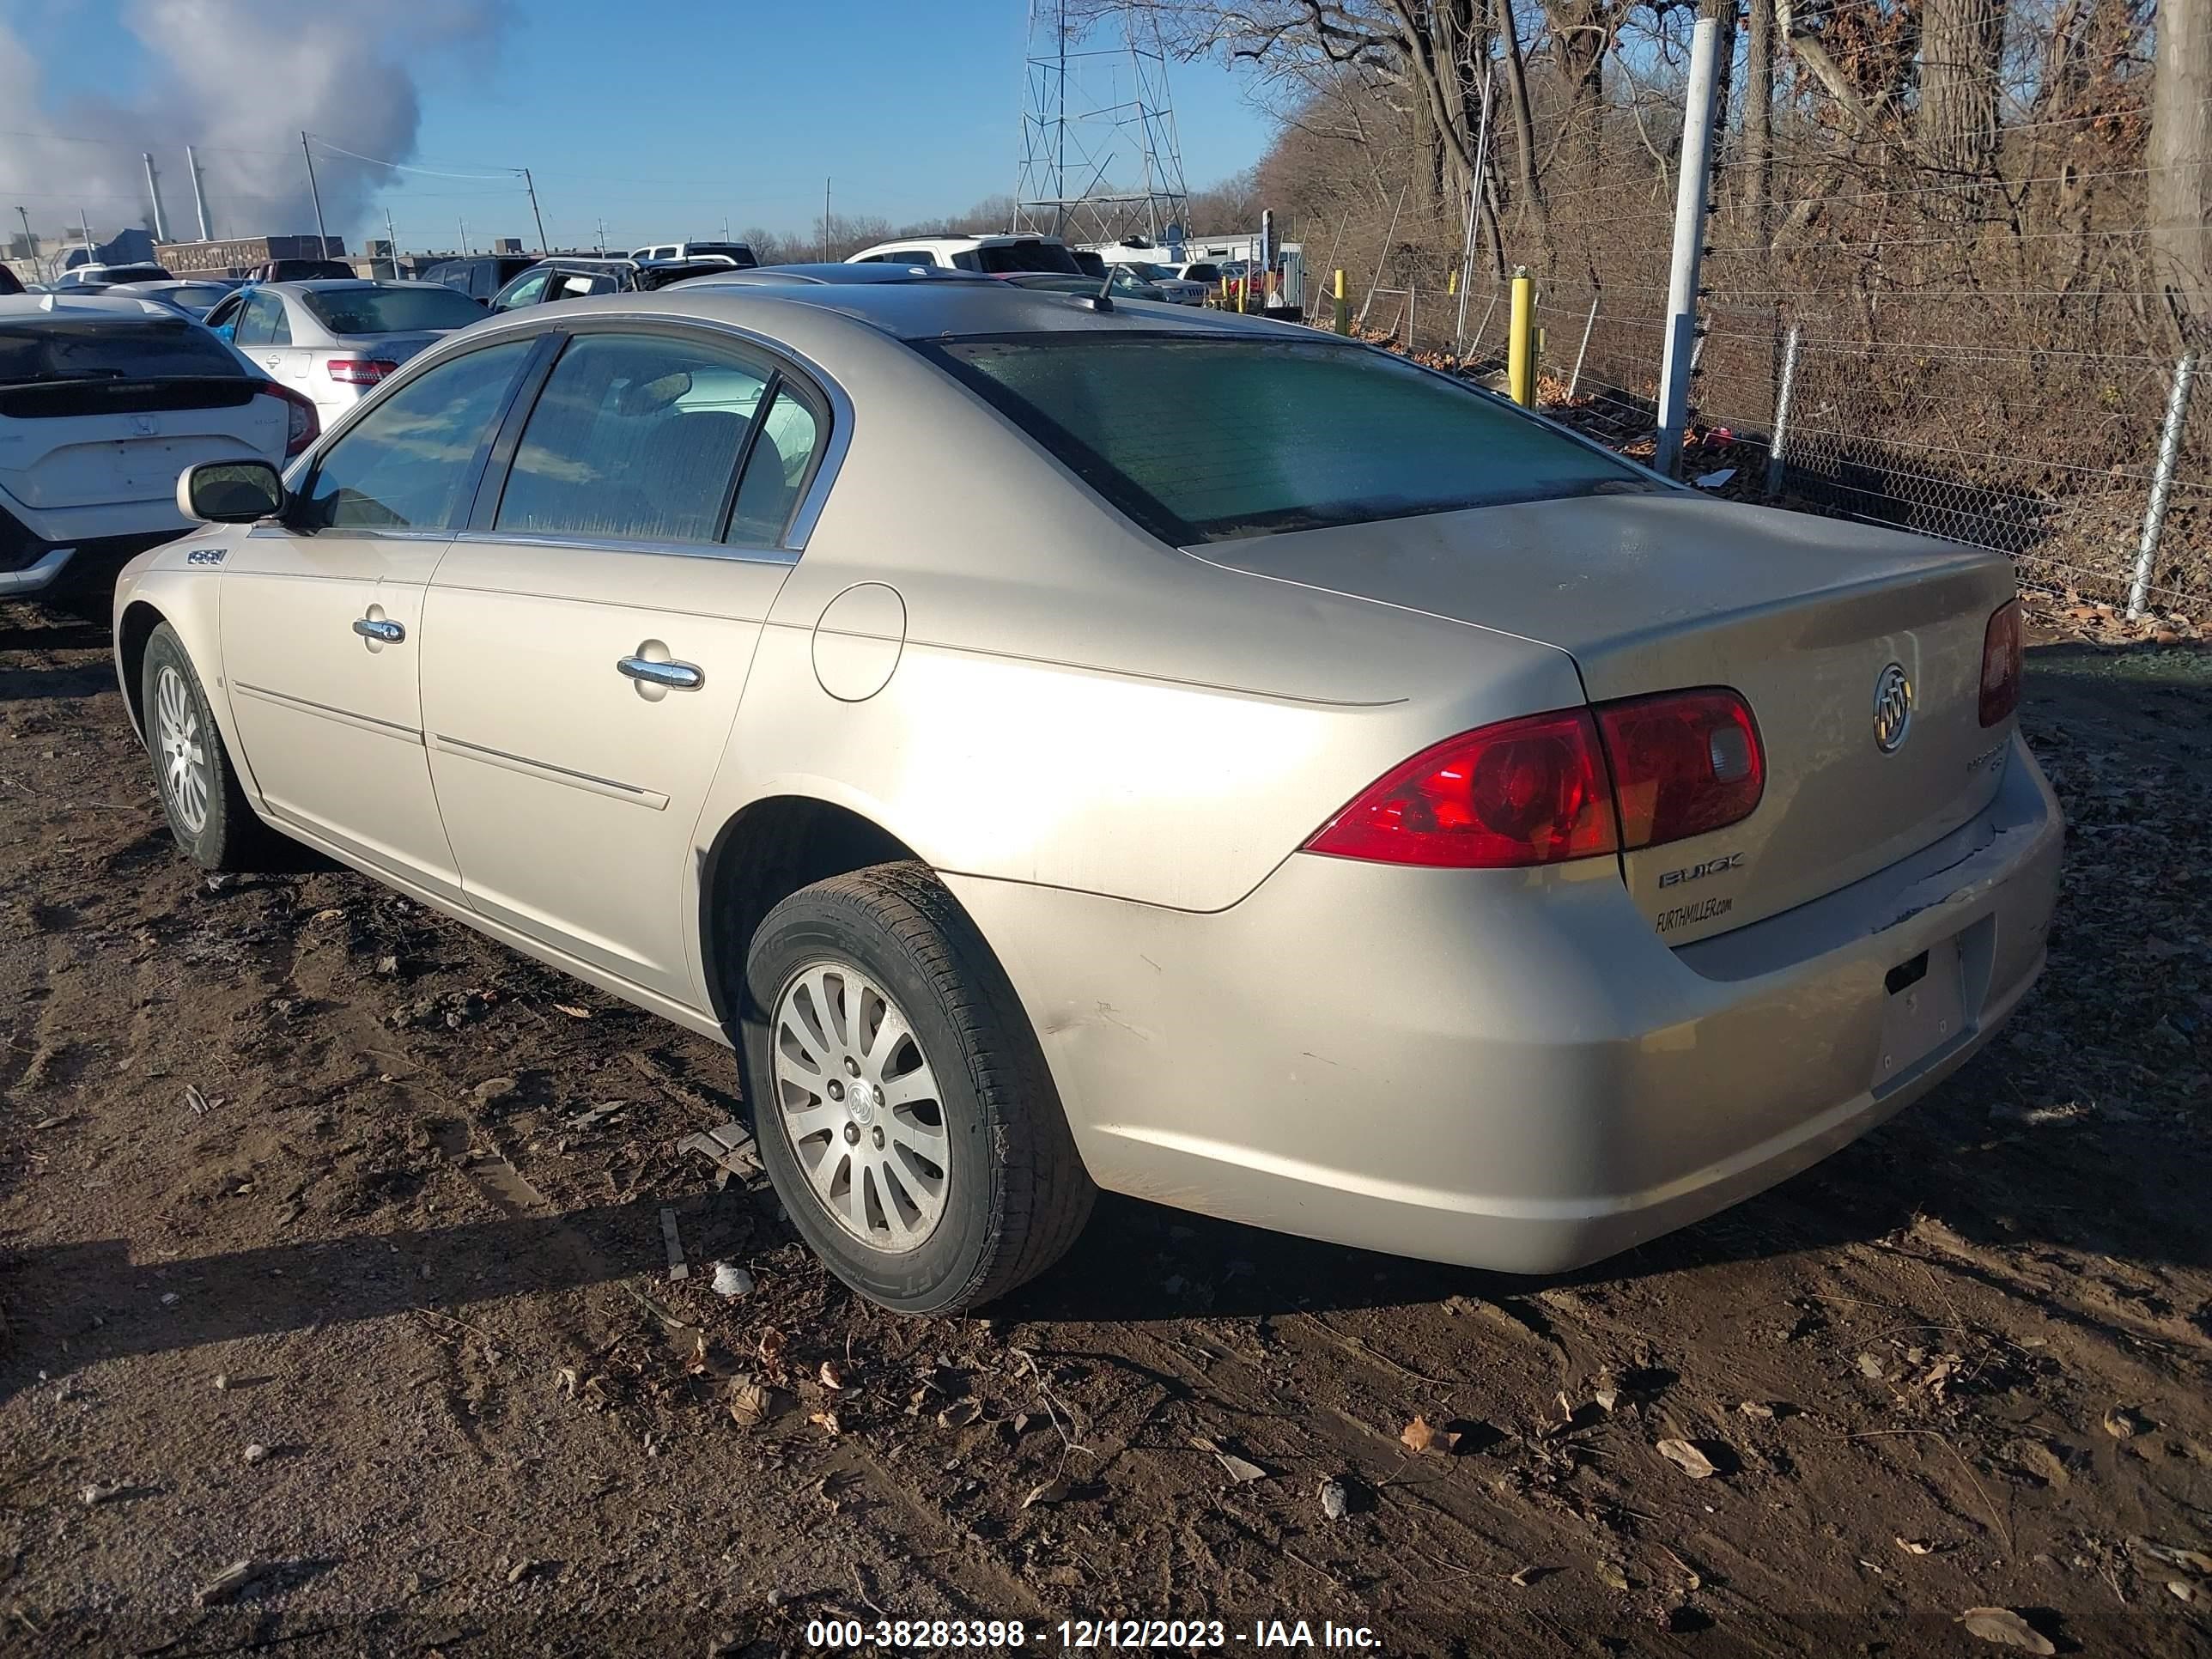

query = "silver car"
[[114, 285, 2062, 1314], [201, 280, 487, 427]]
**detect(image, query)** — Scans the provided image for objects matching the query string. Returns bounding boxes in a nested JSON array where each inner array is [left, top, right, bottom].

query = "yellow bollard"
[[1507, 267, 1535, 406], [1333, 269, 1350, 334], [1448, 269, 1458, 297]]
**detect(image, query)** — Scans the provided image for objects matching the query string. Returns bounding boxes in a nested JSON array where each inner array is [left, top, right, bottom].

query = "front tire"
[[141, 623, 281, 871], [741, 862, 1095, 1314]]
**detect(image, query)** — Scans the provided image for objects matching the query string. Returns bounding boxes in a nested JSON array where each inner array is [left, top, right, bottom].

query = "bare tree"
[[2150, 0, 2212, 343]]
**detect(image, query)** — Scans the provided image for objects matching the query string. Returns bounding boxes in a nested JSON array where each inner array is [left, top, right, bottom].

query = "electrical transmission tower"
[[1012, 0, 1190, 246]]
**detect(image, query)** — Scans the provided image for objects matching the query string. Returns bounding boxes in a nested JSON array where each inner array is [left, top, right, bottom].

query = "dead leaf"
[[553, 1003, 592, 1019], [2129, 1539, 2212, 1576], [936, 1400, 981, 1429], [1959, 1607, 2056, 1654], [1215, 1451, 1268, 1484], [1401, 1415, 1461, 1455], [818, 1360, 846, 1391], [1896, 1537, 1938, 1556], [1319, 1477, 1351, 1521], [2172, 1581, 2206, 1607], [556, 1366, 580, 1399], [1856, 1352, 1887, 1381], [1509, 1565, 1540, 1587], [2104, 1405, 2146, 1438], [1738, 1400, 1776, 1419], [1656, 1437, 1718, 1480], [808, 1410, 841, 1435], [1023, 1478, 1071, 1509], [195, 1560, 258, 1607], [727, 1379, 780, 1429]]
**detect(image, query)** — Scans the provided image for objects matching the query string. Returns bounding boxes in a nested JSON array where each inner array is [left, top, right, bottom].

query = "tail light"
[[1595, 689, 1765, 849], [257, 380, 320, 457], [1304, 709, 1620, 868], [325, 357, 398, 386], [1304, 689, 1765, 870], [1979, 599, 2024, 726]]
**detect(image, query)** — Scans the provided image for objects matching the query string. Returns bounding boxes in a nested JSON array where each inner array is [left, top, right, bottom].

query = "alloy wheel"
[[771, 960, 950, 1252], [155, 664, 211, 836]]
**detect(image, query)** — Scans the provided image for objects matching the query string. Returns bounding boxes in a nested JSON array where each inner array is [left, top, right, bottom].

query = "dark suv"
[[248, 258, 356, 282], [420, 253, 542, 301], [487, 257, 750, 313]]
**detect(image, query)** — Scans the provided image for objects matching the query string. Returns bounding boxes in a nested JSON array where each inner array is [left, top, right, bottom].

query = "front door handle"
[[617, 655, 703, 691], [353, 617, 405, 644]]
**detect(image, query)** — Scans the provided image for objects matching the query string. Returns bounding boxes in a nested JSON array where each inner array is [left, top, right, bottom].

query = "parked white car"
[[201, 281, 488, 426], [845, 235, 1084, 276], [627, 241, 758, 267], [0, 294, 314, 603]]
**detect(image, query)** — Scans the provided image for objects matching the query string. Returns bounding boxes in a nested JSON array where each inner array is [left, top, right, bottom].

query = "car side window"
[[726, 384, 825, 548], [300, 339, 535, 532], [204, 292, 244, 331], [495, 332, 769, 544], [492, 270, 550, 312], [264, 296, 293, 346], [887, 250, 934, 265], [234, 292, 275, 346]]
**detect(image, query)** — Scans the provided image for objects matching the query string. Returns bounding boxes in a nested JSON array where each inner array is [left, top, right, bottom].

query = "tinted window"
[[204, 292, 245, 331], [496, 333, 766, 543], [969, 240, 1082, 275], [1182, 263, 1220, 283], [233, 292, 277, 345], [149, 283, 235, 309], [0, 318, 246, 386], [884, 250, 935, 265], [927, 335, 1650, 544], [555, 270, 617, 298], [299, 285, 485, 334], [302, 339, 532, 531], [727, 386, 824, 547]]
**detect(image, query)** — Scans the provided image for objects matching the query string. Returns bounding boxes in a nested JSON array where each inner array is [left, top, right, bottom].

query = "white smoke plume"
[[1, 0, 507, 252]]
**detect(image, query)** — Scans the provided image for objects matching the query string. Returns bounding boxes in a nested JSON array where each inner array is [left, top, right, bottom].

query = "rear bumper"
[[0, 546, 76, 596], [947, 732, 2063, 1273]]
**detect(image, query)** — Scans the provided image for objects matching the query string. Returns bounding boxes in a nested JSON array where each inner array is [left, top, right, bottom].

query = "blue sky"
[[11, 0, 1276, 252]]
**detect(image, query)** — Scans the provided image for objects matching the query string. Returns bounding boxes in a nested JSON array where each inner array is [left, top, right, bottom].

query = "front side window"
[[495, 332, 769, 543], [924, 335, 1652, 545], [491, 270, 551, 312], [299, 285, 485, 335], [301, 339, 533, 531]]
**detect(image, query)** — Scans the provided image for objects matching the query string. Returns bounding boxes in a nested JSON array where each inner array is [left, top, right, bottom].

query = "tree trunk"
[[1746, 0, 1775, 247], [1917, 0, 2008, 190], [2151, 0, 2212, 346], [1548, 0, 1610, 193], [1495, 0, 1549, 240]]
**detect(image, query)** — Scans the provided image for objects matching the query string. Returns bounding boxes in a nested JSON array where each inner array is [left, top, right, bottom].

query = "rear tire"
[[741, 861, 1094, 1314], [142, 623, 283, 872]]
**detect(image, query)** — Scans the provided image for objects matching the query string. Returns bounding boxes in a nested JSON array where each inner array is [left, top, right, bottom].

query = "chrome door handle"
[[617, 655, 703, 690], [352, 617, 405, 643]]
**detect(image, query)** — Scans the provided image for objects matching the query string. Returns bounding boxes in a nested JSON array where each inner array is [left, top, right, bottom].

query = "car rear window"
[[960, 241, 1083, 276], [924, 334, 1655, 544], [299, 286, 486, 335], [153, 283, 235, 308], [0, 319, 246, 386]]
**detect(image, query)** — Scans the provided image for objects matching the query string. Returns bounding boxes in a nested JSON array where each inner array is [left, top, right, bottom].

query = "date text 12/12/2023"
[[803, 1617, 1384, 1650]]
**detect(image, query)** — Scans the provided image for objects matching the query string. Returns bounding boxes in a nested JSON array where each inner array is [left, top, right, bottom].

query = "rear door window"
[[301, 339, 535, 530], [234, 292, 283, 346], [726, 385, 824, 547], [923, 334, 1651, 544], [495, 331, 769, 543]]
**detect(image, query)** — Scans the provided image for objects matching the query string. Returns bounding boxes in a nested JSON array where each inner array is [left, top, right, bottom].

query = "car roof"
[[0, 292, 201, 326], [262, 279, 452, 294], [512, 281, 1282, 344], [684, 263, 998, 287]]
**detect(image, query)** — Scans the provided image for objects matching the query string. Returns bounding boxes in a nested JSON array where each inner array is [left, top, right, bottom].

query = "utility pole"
[[142, 153, 170, 244], [78, 205, 94, 262], [384, 207, 400, 277], [185, 144, 211, 239], [823, 176, 831, 246], [1653, 9, 1723, 477], [458, 216, 469, 255], [13, 205, 37, 282], [520, 167, 548, 254], [595, 216, 606, 254], [300, 131, 330, 255]]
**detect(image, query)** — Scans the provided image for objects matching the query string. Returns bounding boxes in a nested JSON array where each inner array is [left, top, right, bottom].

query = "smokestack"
[[142, 152, 170, 244], [186, 145, 211, 240]]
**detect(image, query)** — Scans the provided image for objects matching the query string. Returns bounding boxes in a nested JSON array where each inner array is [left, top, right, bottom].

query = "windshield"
[[299, 285, 486, 335], [0, 318, 246, 386], [923, 334, 1654, 544], [1181, 264, 1220, 283], [961, 241, 1083, 276], [1121, 262, 1171, 281]]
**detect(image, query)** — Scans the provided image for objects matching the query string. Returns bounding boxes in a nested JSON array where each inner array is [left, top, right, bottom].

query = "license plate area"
[[1875, 935, 1966, 1094]]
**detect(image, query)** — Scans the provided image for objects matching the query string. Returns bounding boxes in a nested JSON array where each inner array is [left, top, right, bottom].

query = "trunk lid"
[[1192, 493, 2015, 943], [0, 379, 284, 511]]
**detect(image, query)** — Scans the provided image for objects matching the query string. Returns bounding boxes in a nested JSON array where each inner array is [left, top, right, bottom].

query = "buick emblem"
[[1872, 662, 1913, 753]]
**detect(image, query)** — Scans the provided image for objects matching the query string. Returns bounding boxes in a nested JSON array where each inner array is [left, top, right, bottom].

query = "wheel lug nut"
[[827, 1080, 844, 1101], [871, 1127, 885, 1151], [843, 1122, 860, 1145], [844, 1056, 861, 1077]]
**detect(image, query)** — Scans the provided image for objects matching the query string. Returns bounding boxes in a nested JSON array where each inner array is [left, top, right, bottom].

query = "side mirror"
[[179, 459, 285, 524]]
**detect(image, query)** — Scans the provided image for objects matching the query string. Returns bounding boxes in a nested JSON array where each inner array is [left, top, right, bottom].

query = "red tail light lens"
[[1979, 599, 2024, 727], [1595, 688, 1765, 849], [258, 380, 320, 457], [1304, 709, 1620, 868], [325, 357, 398, 386]]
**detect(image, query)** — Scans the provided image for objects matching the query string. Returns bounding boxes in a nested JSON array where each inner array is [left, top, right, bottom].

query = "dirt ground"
[[2, 599, 2209, 1659]]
